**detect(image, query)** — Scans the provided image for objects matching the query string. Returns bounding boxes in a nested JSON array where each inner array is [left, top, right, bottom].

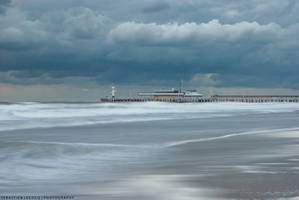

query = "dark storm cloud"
[[0, 0, 299, 89], [0, 0, 10, 14], [106, 19, 299, 87]]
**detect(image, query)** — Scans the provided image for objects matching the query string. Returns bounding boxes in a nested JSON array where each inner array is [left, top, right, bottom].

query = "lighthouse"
[[111, 85, 117, 101]]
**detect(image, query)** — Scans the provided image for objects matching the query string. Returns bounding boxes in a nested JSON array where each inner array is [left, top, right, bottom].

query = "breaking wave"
[[0, 102, 299, 131]]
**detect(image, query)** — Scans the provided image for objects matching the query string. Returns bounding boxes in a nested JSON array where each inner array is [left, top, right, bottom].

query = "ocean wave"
[[1, 102, 299, 131]]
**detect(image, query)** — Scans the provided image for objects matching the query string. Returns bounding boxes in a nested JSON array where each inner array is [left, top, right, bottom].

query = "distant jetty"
[[101, 86, 299, 103]]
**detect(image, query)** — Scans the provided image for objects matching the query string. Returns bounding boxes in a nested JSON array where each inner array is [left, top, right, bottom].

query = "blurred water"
[[1, 102, 299, 199]]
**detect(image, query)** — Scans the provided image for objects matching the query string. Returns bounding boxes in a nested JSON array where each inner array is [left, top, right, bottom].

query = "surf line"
[[164, 127, 299, 147]]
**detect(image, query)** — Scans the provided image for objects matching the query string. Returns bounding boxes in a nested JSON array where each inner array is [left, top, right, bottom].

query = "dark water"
[[1, 102, 299, 199]]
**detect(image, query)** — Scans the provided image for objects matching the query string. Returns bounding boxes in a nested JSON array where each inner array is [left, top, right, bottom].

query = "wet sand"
[[51, 129, 299, 200], [81, 130, 299, 200]]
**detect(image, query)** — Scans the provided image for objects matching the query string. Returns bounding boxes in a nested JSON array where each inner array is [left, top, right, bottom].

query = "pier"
[[211, 95, 299, 103], [101, 95, 299, 103], [101, 86, 299, 103]]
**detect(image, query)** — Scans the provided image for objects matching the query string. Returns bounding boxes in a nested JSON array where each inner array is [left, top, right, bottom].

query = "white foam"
[[1, 102, 299, 131], [165, 127, 299, 147]]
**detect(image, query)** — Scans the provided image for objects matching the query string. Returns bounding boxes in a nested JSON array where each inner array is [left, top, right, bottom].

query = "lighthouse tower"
[[111, 85, 117, 101]]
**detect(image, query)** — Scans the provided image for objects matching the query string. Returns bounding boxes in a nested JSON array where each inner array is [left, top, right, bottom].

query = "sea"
[[1, 102, 299, 200]]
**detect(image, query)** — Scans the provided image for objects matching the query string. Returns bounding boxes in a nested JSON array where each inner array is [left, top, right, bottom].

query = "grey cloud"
[[0, 6, 112, 52], [1, 0, 299, 91], [0, 0, 10, 14], [106, 19, 299, 88], [280, 0, 296, 16], [108, 20, 283, 45], [143, 1, 170, 13], [0, 8, 47, 51], [60, 7, 112, 40]]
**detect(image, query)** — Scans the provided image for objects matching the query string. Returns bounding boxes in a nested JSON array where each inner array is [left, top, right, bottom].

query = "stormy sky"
[[0, 0, 299, 101]]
